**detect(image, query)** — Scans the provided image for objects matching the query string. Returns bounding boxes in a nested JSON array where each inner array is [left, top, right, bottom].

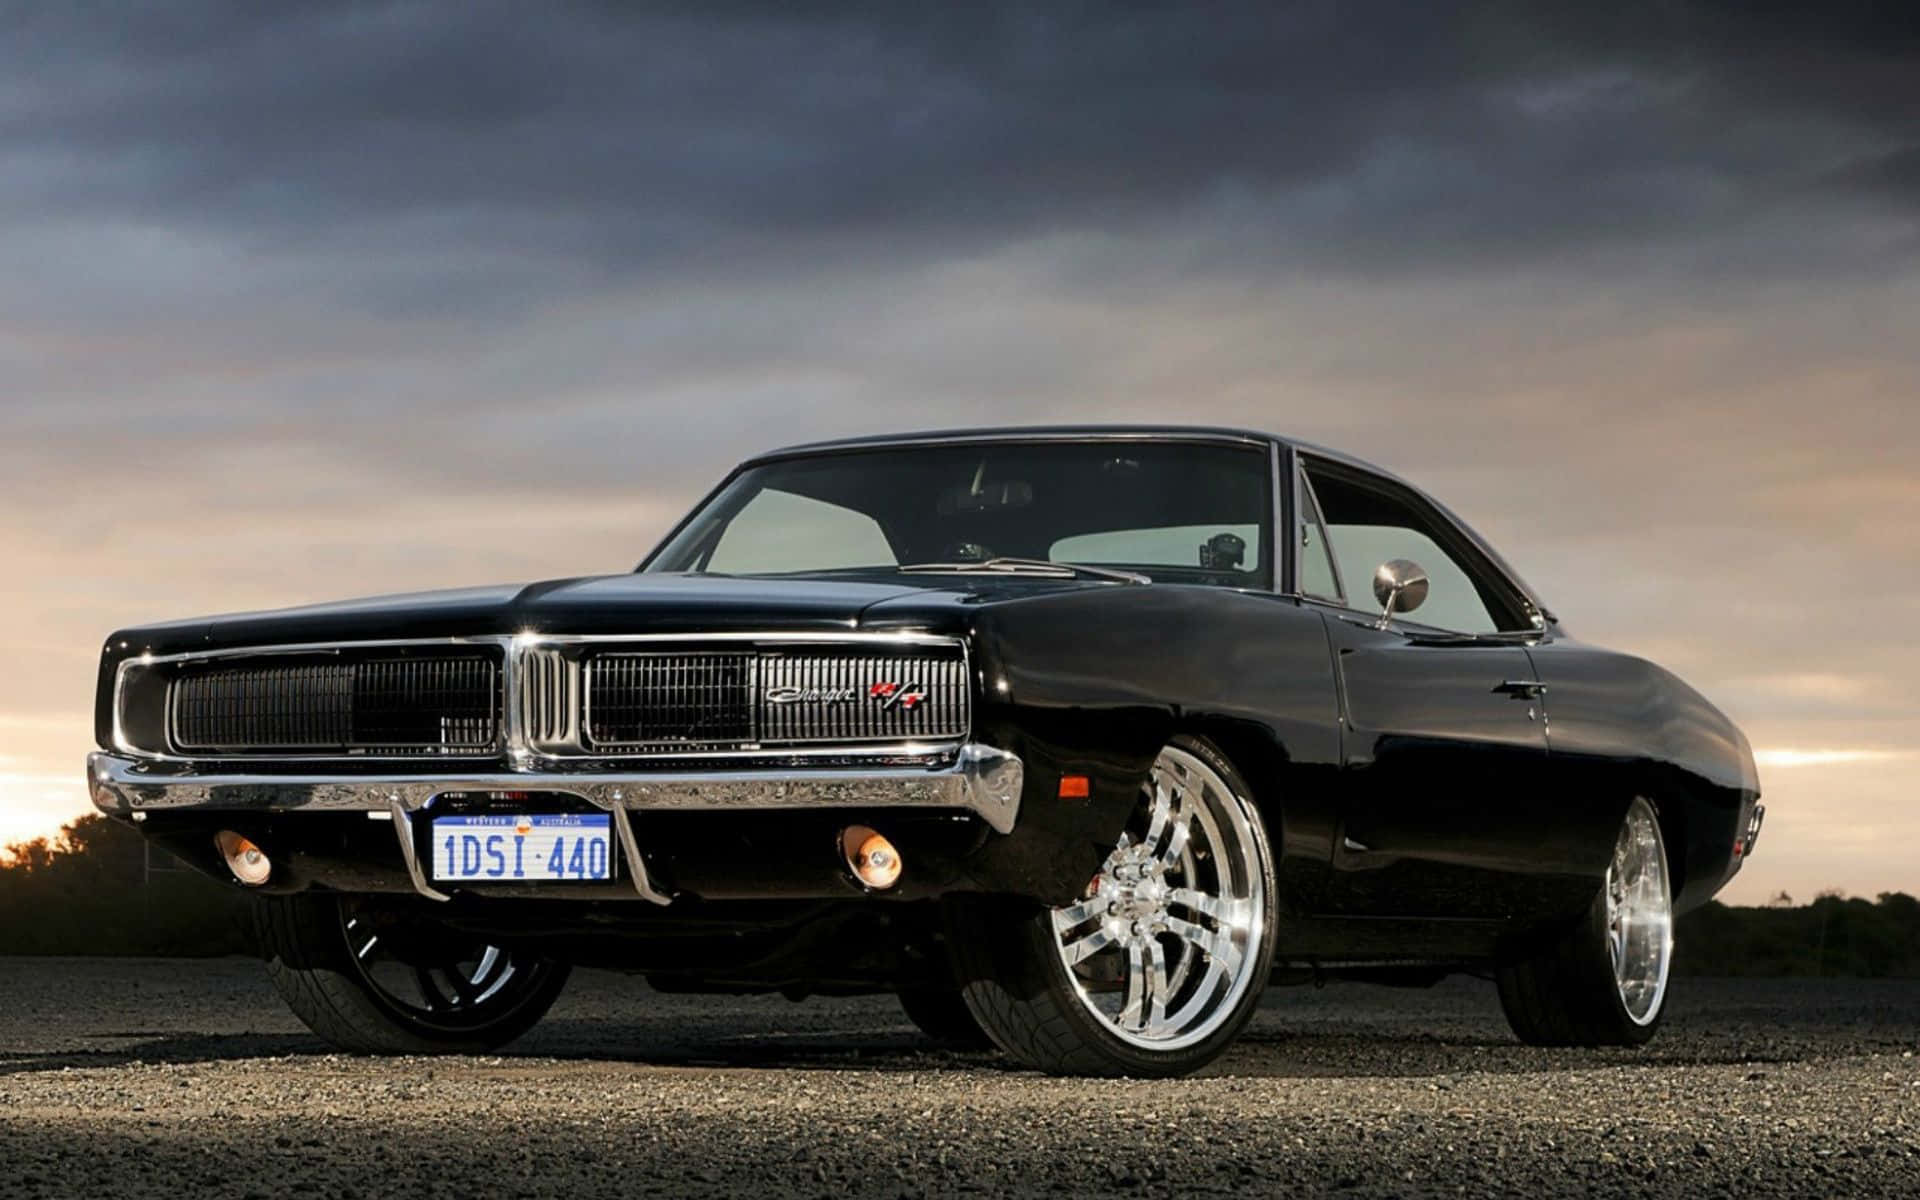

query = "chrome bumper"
[[89, 745, 1024, 906], [86, 745, 1024, 836]]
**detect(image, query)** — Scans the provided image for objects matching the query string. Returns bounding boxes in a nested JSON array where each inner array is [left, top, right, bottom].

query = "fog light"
[[841, 825, 902, 890], [214, 830, 271, 886]]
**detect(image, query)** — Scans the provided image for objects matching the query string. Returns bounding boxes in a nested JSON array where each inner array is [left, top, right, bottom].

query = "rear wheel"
[[254, 894, 570, 1054], [1497, 796, 1674, 1047], [948, 737, 1277, 1077]]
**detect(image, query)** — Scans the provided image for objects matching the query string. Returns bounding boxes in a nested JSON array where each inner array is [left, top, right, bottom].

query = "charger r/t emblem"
[[870, 681, 928, 711]]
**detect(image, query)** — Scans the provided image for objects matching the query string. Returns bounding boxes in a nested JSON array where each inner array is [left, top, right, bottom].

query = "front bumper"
[[88, 745, 1024, 904]]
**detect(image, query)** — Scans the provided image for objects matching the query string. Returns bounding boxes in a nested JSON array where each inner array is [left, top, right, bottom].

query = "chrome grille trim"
[[518, 647, 581, 752], [114, 632, 970, 764], [522, 633, 971, 760], [573, 648, 968, 752]]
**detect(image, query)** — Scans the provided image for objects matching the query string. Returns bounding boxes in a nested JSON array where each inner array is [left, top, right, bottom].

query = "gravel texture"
[[1, 958, 1916, 1198]]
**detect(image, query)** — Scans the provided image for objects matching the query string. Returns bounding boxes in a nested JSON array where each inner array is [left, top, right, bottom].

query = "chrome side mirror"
[[1372, 559, 1430, 629]]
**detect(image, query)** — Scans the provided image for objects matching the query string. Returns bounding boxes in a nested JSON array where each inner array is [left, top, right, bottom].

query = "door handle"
[[1494, 680, 1547, 700]]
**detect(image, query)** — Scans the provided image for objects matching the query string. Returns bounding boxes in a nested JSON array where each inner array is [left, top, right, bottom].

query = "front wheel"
[[948, 737, 1277, 1077], [1497, 795, 1674, 1047], [254, 894, 570, 1054]]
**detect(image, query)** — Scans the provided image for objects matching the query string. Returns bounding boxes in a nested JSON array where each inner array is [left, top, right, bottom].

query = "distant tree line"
[[1, 813, 253, 956], [1672, 890, 1920, 978], [3, 814, 1917, 974]]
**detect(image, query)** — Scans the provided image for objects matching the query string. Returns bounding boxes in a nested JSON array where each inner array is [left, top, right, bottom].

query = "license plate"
[[429, 813, 614, 883]]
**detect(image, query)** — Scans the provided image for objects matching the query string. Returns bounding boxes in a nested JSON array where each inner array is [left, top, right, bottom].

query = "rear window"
[[1051, 524, 1262, 573]]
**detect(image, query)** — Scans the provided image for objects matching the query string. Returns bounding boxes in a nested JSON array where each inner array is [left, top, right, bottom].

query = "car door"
[[1299, 459, 1555, 920]]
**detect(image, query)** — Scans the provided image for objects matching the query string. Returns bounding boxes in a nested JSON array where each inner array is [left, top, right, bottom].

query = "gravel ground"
[[0, 959, 1916, 1198]]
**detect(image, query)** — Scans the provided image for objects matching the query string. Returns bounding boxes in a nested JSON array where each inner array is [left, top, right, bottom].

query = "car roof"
[[749, 424, 1404, 488], [754, 424, 1324, 460]]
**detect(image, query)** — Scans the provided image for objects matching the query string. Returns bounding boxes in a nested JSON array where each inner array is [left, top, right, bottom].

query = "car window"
[[1320, 525, 1498, 632], [1297, 476, 1342, 604], [707, 489, 895, 572], [1050, 524, 1262, 573], [1303, 463, 1525, 634]]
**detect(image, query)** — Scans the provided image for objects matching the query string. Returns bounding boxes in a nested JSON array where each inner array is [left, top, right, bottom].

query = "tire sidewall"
[[258, 893, 570, 1054]]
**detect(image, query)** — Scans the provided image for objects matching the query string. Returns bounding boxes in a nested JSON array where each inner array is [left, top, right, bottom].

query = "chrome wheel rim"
[[341, 900, 543, 1031], [1606, 797, 1672, 1026], [1049, 746, 1267, 1052]]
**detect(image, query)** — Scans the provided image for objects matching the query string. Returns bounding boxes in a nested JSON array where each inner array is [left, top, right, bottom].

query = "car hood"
[[107, 571, 1104, 655]]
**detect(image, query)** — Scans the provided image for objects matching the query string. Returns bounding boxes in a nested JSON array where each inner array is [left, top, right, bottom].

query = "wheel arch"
[[1637, 760, 1747, 915], [1173, 717, 1289, 835], [1171, 716, 1333, 918], [1570, 758, 1733, 919]]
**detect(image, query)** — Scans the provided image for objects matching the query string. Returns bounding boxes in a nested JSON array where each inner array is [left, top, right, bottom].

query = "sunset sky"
[[2, 3, 1915, 903]]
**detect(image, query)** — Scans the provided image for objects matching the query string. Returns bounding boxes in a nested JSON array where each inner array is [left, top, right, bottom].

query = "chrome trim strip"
[[503, 632, 528, 770], [88, 743, 1026, 834], [513, 631, 966, 647], [122, 635, 516, 670], [111, 658, 134, 757], [546, 741, 967, 763]]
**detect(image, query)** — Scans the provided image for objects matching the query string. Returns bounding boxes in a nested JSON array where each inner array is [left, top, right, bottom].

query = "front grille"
[[152, 638, 965, 759], [757, 651, 969, 745], [170, 654, 499, 754], [171, 664, 353, 750], [585, 652, 756, 752], [570, 643, 969, 756]]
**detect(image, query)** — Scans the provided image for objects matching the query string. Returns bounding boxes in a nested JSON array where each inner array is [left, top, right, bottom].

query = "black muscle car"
[[88, 427, 1763, 1076]]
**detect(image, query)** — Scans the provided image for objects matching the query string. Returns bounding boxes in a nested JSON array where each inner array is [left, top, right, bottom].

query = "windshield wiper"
[[898, 558, 1151, 585]]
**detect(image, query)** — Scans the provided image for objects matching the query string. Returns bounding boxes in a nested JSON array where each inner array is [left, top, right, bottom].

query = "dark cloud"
[[2, 0, 1915, 322]]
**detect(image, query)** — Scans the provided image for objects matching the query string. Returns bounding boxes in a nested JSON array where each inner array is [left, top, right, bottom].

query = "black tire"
[[1497, 796, 1673, 1048], [896, 986, 995, 1050], [253, 893, 570, 1055], [946, 735, 1278, 1077]]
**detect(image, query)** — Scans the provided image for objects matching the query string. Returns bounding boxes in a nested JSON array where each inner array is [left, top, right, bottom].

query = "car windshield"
[[645, 440, 1274, 589]]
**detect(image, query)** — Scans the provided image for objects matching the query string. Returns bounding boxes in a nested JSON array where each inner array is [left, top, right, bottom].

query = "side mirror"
[[1372, 559, 1430, 629]]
